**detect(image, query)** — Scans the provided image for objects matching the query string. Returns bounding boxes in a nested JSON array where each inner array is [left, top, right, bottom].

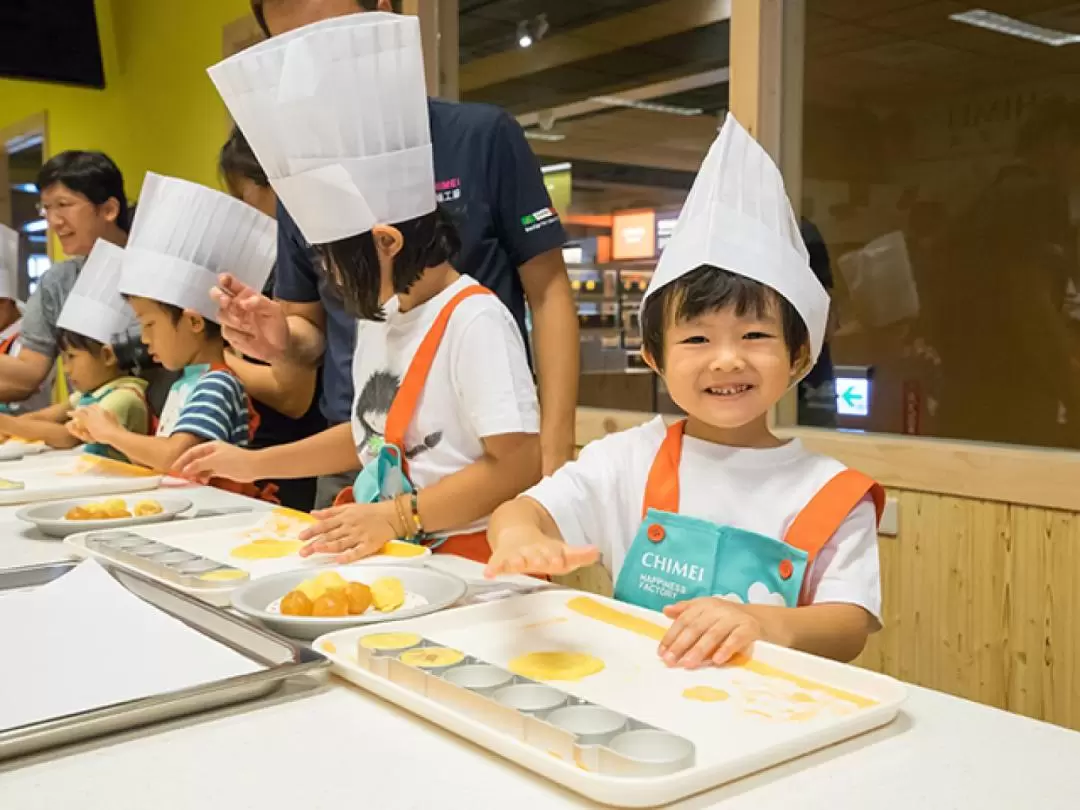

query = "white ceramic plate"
[[230, 565, 467, 640], [16, 495, 194, 538]]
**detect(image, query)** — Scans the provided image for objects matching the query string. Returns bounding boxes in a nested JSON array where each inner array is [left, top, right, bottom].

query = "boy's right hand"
[[174, 441, 258, 483], [484, 527, 600, 579]]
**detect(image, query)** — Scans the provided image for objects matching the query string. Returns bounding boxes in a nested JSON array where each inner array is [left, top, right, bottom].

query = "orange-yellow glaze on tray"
[[682, 686, 729, 702], [508, 651, 605, 682], [566, 596, 878, 710], [229, 538, 304, 560], [566, 596, 666, 641], [381, 541, 426, 558]]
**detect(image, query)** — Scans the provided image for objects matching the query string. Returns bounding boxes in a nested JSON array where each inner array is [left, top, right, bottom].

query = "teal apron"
[[345, 285, 495, 552], [613, 420, 883, 613]]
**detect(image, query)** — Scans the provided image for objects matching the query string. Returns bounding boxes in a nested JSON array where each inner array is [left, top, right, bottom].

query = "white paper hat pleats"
[[208, 12, 434, 246], [119, 173, 276, 322], [56, 239, 135, 345], [644, 113, 830, 362]]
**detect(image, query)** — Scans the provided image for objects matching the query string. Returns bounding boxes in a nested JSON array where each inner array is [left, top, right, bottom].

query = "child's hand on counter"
[[659, 597, 763, 669], [298, 501, 400, 563], [73, 405, 119, 442], [174, 441, 258, 483], [483, 527, 600, 579]]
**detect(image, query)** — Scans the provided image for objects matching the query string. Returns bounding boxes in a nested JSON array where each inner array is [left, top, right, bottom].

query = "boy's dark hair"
[[219, 126, 268, 194], [57, 328, 153, 376], [251, 1, 397, 37], [318, 206, 461, 321], [157, 302, 224, 341], [640, 265, 809, 372], [37, 151, 130, 233]]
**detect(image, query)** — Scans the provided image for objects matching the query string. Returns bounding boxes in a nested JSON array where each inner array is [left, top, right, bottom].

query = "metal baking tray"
[[0, 561, 328, 762]]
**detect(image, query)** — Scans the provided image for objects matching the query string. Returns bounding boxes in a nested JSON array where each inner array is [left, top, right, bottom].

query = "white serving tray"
[[0, 454, 163, 506], [315, 591, 907, 808], [66, 509, 431, 606]]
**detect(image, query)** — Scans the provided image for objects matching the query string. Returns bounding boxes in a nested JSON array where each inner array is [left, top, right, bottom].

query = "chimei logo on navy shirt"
[[436, 178, 461, 203]]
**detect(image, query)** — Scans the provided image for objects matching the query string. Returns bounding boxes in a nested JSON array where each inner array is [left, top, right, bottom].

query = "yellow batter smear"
[[321, 641, 338, 654], [728, 654, 878, 710], [199, 569, 247, 582], [229, 538, 304, 560], [508, 651, 605, 682], [399, 647, 465, 669], [682, 686, 729, 702], [68, 455, 157, 477], [360, 632, 422, 651], [381, 541, 426, 558], [566, 597, 878, 710], [566, 596, 666, 641]]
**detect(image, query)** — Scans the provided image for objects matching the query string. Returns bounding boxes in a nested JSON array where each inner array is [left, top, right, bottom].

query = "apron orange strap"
[[0, 332, 17, 356], [384, 285, 493, 475], [640, 419, 686, 518], [784, 470, 885, 563]]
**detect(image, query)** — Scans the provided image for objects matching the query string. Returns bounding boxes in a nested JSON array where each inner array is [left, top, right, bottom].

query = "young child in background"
[[74, 173, 276, 478], [178, 12, 540, 563], [487, 115, 884, 668], [0, 240, 150, 458]]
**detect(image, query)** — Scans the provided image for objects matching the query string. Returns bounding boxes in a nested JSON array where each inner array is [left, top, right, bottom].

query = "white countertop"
[[1, 482, 1078, 809]]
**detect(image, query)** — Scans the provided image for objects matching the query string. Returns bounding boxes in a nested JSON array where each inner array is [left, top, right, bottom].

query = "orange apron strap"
[[433, 530, 491, 564], [0, 332, 17, 356], [640, 420, 686, 518], [784, 470, 885, 563], [384, 285, 493, 474]]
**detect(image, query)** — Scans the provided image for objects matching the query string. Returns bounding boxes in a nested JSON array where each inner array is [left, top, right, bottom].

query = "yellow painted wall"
[[0, 0, 252, 204]]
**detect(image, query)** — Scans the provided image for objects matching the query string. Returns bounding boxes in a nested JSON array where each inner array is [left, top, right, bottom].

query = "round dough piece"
[[508, 651, 605, 682], [399, 647, 465, 669], [359, 632, 423, 651]]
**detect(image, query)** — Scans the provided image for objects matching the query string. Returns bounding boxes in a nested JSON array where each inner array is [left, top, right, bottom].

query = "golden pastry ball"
[[370, 577, 405, 612], [312, 591, 349, 617], [280, 590, 314, 616], [345, 582, 372, 615]]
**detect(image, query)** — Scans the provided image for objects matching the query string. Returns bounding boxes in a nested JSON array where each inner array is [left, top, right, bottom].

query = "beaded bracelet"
[[409, 491, 425, 537]]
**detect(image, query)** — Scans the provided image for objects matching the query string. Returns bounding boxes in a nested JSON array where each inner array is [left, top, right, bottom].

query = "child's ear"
[[640, 346, 661, 376], [184, 310, 207, 335], [790, 343, 813, 380], [371, 224, 405, 260], [100, 344, 119, 368]]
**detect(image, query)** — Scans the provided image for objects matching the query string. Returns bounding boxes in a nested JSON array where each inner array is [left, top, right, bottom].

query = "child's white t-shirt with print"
[[350, 275, 540, 536], [526, 416, 882, 622]]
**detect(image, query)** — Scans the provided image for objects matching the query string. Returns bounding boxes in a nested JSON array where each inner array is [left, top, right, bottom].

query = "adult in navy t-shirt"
[[274, 99, 568, 428]]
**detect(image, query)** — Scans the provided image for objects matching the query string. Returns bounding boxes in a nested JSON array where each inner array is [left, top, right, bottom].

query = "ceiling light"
[[517, 20, 532, 48], [590, 95, 704, 116], [950, 9, 1080, 46], [11, 183, 37, 194], [22, 219, 48, 234], [525, 130, 565, 142]]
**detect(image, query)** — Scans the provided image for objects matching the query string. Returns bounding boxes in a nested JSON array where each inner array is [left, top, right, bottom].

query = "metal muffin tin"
[[354, 633, 695, 777], [81, 531, 249, 590]]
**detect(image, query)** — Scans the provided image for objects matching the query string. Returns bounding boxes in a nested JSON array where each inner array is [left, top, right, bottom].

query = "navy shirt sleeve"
[[272, 201, 321, 303], [488, 110, 567, 269]]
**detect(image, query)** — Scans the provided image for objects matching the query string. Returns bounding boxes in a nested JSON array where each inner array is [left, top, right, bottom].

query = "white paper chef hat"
[[207, 11, 434, 246], [645, 113, 830, 363], [56, 239, 134, 345], [0, 223, 18, 301], [119, 172, 276, 323]]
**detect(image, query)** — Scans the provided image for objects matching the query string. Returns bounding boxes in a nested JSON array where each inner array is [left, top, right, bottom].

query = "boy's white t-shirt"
[[350, 275, 540, 535], [526, 417, 882, 622]]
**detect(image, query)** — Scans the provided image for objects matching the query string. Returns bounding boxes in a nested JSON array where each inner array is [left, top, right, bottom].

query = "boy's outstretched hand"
[[659, 597, 763, 668], [484, 527, 600, 579], [174, 441, 258, 483]]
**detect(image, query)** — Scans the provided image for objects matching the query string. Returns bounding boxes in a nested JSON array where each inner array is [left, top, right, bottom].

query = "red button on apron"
[[779, 559, 794, 580], [647, 524, 666, 543]]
